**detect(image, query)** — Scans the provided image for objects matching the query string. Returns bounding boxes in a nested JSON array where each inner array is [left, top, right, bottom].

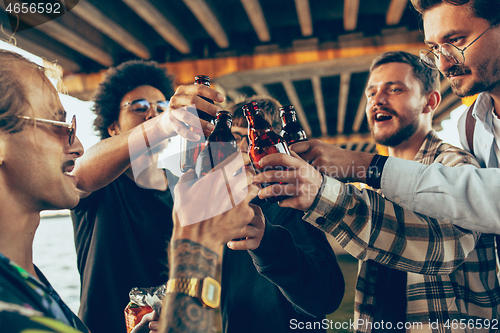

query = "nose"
[[370, 90, 387, 106], [69, 135, 84, 158], [436, 52, 454, 73], [145, 104, 160, 121], [238, 137, 249, 152]]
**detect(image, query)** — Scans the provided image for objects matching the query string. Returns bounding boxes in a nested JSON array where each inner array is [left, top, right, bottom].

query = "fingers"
[[291, 139, 324, 161], [289, 140, 312, 155], [170, 84, 224, 116], [178, 169, 197, 184], [255, 153, 304, 171]]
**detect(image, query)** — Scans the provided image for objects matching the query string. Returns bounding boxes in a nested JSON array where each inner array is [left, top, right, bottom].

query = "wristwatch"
[[166, 277, 221, 308]]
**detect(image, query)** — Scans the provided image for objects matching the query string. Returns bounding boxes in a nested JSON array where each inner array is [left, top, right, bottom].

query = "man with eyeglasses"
[[69, 60, 223, 333], [280, 2, 500, 233], [255, 51, 500, 331]]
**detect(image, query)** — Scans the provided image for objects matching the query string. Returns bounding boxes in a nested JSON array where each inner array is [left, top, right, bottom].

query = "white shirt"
[[381, 92, 500, 234]]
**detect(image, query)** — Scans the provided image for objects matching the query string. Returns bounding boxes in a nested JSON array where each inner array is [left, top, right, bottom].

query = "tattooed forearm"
[[159, 239, 219, 333], [169, 239, 218, 278]]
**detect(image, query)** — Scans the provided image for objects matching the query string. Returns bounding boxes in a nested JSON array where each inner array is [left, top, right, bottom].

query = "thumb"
[[179, 169, 197, 183], [290, 140, 310, 155]]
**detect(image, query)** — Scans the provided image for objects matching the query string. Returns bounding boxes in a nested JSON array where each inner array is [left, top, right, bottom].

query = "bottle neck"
[[282, 112, 298, 126], [246, 111, 273, 131]]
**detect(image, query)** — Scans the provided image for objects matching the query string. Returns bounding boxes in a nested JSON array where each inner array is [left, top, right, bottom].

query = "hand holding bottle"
[[253, 152, 323, 211]]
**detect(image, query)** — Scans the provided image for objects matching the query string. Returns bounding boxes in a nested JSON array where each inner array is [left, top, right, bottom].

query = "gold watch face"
[[201, 276, 221, 308]]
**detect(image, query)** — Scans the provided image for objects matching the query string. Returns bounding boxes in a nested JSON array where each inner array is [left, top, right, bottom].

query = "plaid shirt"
[[304, 131, 500, 332]]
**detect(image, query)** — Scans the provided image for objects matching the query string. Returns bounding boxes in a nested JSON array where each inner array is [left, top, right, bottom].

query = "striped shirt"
[[304, 131, 500, 332]]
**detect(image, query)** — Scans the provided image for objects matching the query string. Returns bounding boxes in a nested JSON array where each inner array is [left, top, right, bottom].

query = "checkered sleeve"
[[303, 173, 479, 275]]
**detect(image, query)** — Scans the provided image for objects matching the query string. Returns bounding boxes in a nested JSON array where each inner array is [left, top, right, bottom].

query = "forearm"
[[381, 158, 500, 234], [74, 115, 171, 193], [159, 239, 218, 333], [304, 176, 478, 275], [248, 219, 344, 316]]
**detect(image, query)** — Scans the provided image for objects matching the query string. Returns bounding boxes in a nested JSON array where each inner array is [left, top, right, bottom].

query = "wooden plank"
[[386, 0, 408, 26], [337, 72, 351, 134], [344, 0, 360, 31], [122, 0, 191, 54], [294, 0, 313, 36], [240, 0, 270, 42], [182, 0, 229, 48], [71, 0, 150, 59], [282, 80, 312, 136], [311, 76, 327, 136], [352, 94, 367, 133]]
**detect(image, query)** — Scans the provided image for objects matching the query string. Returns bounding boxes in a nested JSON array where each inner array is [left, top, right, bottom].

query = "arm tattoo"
[[160, 239, 219, 333]]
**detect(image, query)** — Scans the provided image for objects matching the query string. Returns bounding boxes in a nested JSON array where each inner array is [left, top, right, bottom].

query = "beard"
[[446, 59, 500, 97], [371, 118, 419, 147]]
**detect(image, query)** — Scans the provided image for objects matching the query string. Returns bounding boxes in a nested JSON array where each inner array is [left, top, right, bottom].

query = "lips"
[[372, 109, 394, 123], [62, 159, 75, 176]]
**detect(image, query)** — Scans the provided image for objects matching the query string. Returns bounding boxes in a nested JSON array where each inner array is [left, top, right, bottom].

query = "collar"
[[471, 92, 495, 124]]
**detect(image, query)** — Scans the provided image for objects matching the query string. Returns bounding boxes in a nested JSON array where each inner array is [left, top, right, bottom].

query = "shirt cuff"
[[249, 223, 289, 267], [380, 157, 423, 208], [302, 175, 345, 229]]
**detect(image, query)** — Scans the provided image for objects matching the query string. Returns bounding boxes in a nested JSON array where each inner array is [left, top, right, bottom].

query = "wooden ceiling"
[[0, 0, 461, 148]]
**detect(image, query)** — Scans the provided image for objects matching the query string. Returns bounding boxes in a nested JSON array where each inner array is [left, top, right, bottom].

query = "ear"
[[0, 134, 7, 166], [107, 121, 121, 137], [423, 90, 441, 114]]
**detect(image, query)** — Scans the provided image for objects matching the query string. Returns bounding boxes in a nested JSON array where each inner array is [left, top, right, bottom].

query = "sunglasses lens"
[[70, 115, 76, 145], [156, 101, 169, 112], [130, 99, 150, 113]]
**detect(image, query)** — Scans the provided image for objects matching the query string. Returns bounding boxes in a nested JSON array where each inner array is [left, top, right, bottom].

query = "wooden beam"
[[71, 0, 150, 59], [6, 3, 113, 67], [122, 0, 191, 54], [64, 43, 426, 95], [311, 76, 328, 136], [182, 0, 229, 48], [240, 0, 270, 42], [344, 0, 360, 31], [352, 93, 367, 133], [0, 33, 81, 73], [251, 83, 270, 96], [386, 0, 408, 26], [282, 80, 312, 136], [337, 72, 351, 134], [294, 0, 313, 36]]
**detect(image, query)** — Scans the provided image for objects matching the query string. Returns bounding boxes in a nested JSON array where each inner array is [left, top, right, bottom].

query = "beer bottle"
[[195, 111, 237, 177], [279, 105, 307, 145], [242, 101, 291, 202], [179, 75, 217, 172]]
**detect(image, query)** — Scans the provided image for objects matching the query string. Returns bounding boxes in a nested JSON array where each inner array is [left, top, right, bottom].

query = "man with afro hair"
[[70, 59, 222, 333]]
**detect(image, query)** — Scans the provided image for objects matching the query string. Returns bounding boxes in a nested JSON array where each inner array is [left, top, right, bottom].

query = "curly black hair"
[[92, 60, 175, 140]]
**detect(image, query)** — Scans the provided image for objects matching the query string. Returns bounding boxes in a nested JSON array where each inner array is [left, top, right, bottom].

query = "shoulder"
[[434, 141, 480, 168]]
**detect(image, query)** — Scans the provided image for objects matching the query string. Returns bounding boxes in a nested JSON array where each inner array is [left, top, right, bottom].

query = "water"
[[33, 212, 81, 314]]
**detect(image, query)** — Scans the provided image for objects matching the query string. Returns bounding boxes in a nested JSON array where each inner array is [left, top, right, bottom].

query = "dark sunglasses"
[[18, 115, 77, 146], [233, 132, 249, 144], [121, 99, 169, 114]]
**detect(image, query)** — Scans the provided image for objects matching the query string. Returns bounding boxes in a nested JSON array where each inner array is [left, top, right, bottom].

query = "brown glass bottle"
[[179, 75, 217, 172], [279, 105, 308, 145], [195, 111, 237, 177], [243, 101, 291, 202]]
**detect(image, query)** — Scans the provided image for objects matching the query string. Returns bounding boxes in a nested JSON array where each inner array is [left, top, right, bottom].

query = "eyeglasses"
[[121, 99, 169, 114], [233, 132, 249, 145], [420, 19, 500, 69], [17, 115, 76, 146]]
